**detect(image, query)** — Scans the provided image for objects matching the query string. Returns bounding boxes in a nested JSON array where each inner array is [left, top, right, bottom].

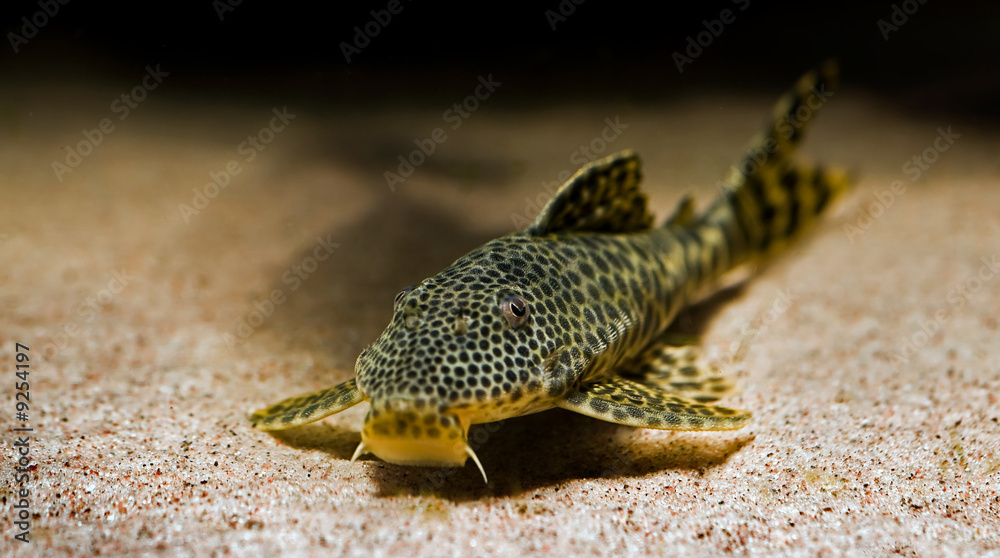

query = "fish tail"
[[674, 60, 853, 286]]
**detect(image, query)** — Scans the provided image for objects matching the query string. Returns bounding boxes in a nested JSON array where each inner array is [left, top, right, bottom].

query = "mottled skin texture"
[[250, 62, 851, 481]]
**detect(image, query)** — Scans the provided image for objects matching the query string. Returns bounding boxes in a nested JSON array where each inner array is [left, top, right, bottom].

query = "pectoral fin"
[[250, 378, 364, 431], [620, 333, 739, 403], [555, 376, 750, 431]]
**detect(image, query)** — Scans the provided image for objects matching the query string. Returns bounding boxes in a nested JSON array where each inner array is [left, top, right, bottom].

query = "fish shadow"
[[362, 409, 755, 499], [260, 403, 754, 501], [667, 280, 750, 338], [251, 191, 504, 373], [266, 422, 362, 460]]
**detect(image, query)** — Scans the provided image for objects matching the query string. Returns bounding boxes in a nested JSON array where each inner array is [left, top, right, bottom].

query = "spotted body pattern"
[[251, 63, 851, 482]]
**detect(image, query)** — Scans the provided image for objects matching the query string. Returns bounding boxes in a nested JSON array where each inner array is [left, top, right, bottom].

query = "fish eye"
[[394, 286, 414, 310], [499, 292, 529, 329]]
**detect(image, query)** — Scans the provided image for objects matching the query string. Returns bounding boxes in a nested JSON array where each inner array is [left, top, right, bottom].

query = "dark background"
[[1, 0, 997, 118]]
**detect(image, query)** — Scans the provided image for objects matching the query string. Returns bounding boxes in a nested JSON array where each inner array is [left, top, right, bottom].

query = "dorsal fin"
[[523, 150, 655, 236], [665, 193, 697, 229]]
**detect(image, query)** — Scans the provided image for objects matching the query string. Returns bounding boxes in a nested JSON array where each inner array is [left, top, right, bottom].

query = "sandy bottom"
[[2, 81, 998, 556]]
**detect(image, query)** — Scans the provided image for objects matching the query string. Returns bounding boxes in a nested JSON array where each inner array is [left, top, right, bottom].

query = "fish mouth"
[[352, 401, 488, 482]]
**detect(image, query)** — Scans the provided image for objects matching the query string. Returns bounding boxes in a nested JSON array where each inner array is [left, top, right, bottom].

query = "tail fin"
[[691, 60, 852, 281]]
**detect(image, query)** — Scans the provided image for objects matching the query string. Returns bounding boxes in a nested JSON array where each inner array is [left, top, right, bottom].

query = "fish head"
[[352, 236, 577, 470]]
